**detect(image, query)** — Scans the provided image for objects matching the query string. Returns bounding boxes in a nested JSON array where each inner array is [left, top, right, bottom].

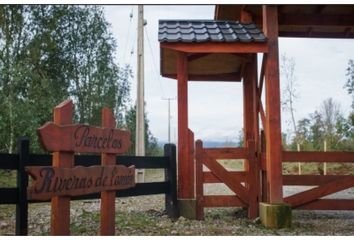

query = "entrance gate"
[[195, 139, 259, 219]]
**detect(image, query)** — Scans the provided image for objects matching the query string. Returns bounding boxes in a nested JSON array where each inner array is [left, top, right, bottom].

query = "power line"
[[145, 26, 166, 98]]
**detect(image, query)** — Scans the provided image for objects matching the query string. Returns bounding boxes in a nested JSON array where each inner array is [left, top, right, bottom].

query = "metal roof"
[[159, 20, 267, 43]]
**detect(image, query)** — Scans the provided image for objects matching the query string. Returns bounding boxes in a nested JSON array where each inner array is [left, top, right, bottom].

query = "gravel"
[[0, 184, 353, 235]]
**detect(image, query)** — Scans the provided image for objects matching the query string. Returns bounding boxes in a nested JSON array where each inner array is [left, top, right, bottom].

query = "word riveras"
[[26, 165, 135, 200]]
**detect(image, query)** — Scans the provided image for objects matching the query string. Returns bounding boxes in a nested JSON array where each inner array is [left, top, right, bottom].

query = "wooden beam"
[[203, 147, 247, 160], [240, 9, 253, 24], [51, 99, 73, 235], [259, 101, 266, 132], [202, 152, 249, 204], [187, 129, 195, 198], [177, 51, 190, 199], [283, 175, 354, 186], [203, 195, 246, 208], [203, 171, 247, 183], [247, 140, 259, 219], [195, 140, 204, 220], [284, 176, 354, 208], [297, 199, 354, 211], [187, 53, 211, 62], [100, 108, 117, 235], [282, 151, 354, 163], [279, 14, 354, 27], [258, 54, 267, 96], [279, 31, 354, 39], [263, 5, 284, 204], [161, 42, 268, 54], [163, 72, 241, 82]]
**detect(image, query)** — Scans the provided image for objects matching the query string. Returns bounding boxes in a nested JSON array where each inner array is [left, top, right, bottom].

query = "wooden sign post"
[[26, 99, 133, 235]]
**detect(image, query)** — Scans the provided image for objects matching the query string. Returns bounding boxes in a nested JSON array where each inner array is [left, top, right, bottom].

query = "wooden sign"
[[30, 99, 134, 235], [26, 165, 135, 201], [38, 123, 131, 154]]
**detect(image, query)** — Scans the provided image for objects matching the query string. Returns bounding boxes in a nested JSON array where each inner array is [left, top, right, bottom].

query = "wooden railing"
[[282, 151, 354, 210]]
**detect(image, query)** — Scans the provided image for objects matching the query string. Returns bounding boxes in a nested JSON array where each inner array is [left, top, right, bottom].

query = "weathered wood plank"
[[202, 152, 249, 204], [297, 199, 354, 210], [282, 151, 354, 163], [26, 165, 135, 201], [203, 148, 247, 160], [284, 176, 354, 208], [203, 195, 246, 208], [283, 175, 354, 186], [38, 123, 131, 154]]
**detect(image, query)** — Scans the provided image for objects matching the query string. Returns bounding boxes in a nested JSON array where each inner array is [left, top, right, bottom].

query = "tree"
[[125, 104, 161, 156], [0, 6, 131, 153], [280, 53, 300, 148], [345, 59, 354, 108]]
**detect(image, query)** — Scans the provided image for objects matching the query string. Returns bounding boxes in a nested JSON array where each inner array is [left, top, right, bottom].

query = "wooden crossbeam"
[[203, 195, 246, 208], [297, 199, 354, 211], [283, 151, 354, 163], [202, 152, 249, 204], [284, 175, 354, 208], [283, 175, 354, 186], [258, 54, 267, 96], [203, 147, 247, 160], [259, 101, 266, 130], [161, 42, 268, 54], [203, 171, 247, 183]]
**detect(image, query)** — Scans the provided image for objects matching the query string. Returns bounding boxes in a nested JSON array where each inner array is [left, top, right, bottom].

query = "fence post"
[[16, 137, 29, 236], [195, 140, 204, 220], [164, 144, 178, 218]]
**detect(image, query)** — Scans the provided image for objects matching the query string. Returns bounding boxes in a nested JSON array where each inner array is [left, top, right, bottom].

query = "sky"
[[104, 5, 354, 144]]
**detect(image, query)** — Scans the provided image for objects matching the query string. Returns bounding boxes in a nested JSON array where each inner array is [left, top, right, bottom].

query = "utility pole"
[[136, 5, 145, 182], [162, 97, 176, 143]]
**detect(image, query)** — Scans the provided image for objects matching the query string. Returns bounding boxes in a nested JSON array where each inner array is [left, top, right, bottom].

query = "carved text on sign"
[[26, 165, 135, 200], [38, 123, 131, 154]]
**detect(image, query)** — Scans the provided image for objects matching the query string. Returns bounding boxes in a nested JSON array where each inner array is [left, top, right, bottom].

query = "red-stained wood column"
[[243, 55, 260, 218], [51, 99, 74, 235], [262, 5, 283, 204], [177, 51, 192, 199], [100, 108, 116, 235]]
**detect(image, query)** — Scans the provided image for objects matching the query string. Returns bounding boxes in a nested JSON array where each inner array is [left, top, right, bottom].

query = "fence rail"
[[0, 138, 177, 235], [282, 150, 354, 211]]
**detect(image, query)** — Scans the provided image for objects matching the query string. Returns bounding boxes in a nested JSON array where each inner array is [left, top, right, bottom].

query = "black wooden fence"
[[0, 137, 178, 235]]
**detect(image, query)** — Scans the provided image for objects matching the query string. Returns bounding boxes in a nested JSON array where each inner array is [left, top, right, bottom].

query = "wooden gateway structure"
[[159, 5, 354, 228]]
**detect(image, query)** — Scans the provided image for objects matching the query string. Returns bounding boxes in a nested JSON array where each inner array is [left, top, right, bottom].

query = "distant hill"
[[158, 140, 239, 148]]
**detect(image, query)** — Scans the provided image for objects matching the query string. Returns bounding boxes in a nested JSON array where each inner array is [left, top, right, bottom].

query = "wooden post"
[[100, 108, 116, 235], [262, 5, 284, 204], [177, 51, 190, 199], [51, 99, 74, 235], [260, 130, 268, 202], [16, 137, 29, 236], [247, 139, 258, 219], [164, 144, 178, 218], [188, 129, 195, 198], [195, 140, 204, 220], [297, 143, 302, 175]]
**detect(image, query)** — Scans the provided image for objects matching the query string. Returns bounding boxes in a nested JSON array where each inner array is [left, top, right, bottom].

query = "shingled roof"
[[159, 20, 266, 43]]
